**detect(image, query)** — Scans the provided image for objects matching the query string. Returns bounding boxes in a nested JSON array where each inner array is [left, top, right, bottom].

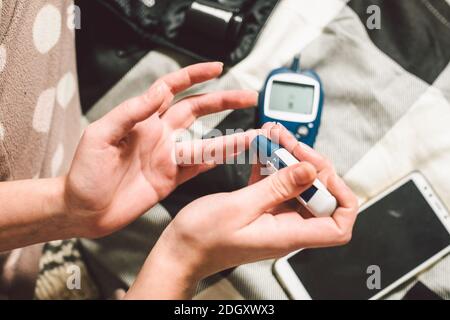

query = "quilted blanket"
[[82, 0, 450, 299]]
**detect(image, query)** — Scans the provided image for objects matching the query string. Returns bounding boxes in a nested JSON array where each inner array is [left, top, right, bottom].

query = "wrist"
[[44, 176, 81, 239], [46, 176, 68, 217], [125, 226, 203, 299], [58, 175, 106, 239], [0, 176, 78, 251]]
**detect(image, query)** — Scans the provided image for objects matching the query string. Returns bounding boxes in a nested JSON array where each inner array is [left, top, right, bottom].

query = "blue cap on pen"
[[250, 135, 281, 164]]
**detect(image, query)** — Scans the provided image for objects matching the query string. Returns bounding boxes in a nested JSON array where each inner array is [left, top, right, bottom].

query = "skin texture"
[[125, 123, 359, 300], [0, 62, 259, 251], [0, 62, 358, 300]]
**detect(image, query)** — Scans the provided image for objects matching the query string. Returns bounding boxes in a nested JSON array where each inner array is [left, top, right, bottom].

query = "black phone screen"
[[287, 180, 450, 300]]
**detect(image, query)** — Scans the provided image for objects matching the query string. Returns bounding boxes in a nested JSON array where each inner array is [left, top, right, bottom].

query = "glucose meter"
[[251, 135, 337, 218], [258, 55, 324, 147]]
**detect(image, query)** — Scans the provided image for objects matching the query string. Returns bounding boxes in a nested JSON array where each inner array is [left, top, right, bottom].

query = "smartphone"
[[273, 172, 450, 300]]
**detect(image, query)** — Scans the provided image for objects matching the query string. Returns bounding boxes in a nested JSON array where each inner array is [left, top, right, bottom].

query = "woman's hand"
[[0, 62, 258, 252], [126, 124, 359, 299], [64, 62, 258, 238]]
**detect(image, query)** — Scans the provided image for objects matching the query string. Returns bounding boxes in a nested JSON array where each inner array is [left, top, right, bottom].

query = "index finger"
[[158, 62, 224, 97], [263, 123, 330, 172], [96, 62, 224, 145]]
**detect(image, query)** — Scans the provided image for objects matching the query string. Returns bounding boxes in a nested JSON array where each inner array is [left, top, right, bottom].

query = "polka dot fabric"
[[0, 0, 81, 181], [0, 1, 96, 300], [32, 4, 62, 54]]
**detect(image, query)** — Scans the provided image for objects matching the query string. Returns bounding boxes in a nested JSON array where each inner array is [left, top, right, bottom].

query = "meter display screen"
[[269, 81, 315, 115]]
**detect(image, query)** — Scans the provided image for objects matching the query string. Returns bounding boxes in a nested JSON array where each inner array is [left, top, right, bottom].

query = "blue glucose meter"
[[258, 55, 324, 147]]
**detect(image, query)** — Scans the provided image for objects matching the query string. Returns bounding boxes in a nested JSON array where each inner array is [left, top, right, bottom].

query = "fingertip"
[[332, 175, 359, 209], [275, 122, 288, 132], [191, 62, 224, 80], [212, 61, 224, 73], [146, 80, 166, 107], [247, 90, 259, 105], [234, 90, 258, 107], [293, 162, 316, 186], [261, 122, 276, 131]]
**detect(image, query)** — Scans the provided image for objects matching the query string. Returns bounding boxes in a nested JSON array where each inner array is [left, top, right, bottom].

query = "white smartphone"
[[273, 172, 450, 300]]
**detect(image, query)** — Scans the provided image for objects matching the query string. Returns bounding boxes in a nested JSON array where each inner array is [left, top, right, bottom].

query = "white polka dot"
[[51, 144, 64, 177], [56, 72, 76, 108], [0, 122, 4, 140], [0, 45, 6, 73], [33, 4, 62, 54], [33, 88, 56, 133]]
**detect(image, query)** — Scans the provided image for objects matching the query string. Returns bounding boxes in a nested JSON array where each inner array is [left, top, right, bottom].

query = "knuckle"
[[119, 100, 134, 120], [142, 92, 153, 107], [152, 79, 166, 91], [337, 228, 353, 245], [181, 68, 192, 84], [300, 162, 316, 181], [124, 99, 134, 113], [150, 79, 169, 99], [350, 193, 359, 209], [237, 94, 249, 106], [323, 158, 334, 170], [269, 173, 292, 201], [188, 98, 201, 117], [291, 143, 303, 157], [342, 231, 353, 244]]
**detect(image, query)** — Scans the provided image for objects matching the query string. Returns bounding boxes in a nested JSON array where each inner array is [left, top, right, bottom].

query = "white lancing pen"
[[252, 135, 337, 217]]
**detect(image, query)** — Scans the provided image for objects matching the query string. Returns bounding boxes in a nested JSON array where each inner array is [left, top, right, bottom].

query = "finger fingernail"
[[293, 163, 316, 185], [263, 122, 274, 130], [277, 122, 287, 130]]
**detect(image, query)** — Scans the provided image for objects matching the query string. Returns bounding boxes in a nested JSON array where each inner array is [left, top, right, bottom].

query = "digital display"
[[269, 81, 314, 115], [287, 180, 450, 300]]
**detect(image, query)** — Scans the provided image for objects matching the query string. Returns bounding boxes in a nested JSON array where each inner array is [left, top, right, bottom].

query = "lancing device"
[[251, 135, 337, 217]]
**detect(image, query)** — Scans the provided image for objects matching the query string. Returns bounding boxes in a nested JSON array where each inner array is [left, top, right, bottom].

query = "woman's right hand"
[[126, 124, 359, 299]]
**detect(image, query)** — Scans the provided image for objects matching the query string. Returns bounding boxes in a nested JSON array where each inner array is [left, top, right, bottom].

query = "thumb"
[[235, 162, 317, 216]]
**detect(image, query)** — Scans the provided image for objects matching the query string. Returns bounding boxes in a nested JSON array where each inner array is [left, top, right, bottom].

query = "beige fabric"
[[0, 0, 82, 299]]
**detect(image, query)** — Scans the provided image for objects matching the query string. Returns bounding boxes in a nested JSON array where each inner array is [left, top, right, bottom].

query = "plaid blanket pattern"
[[81, 0, 450, 299]]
